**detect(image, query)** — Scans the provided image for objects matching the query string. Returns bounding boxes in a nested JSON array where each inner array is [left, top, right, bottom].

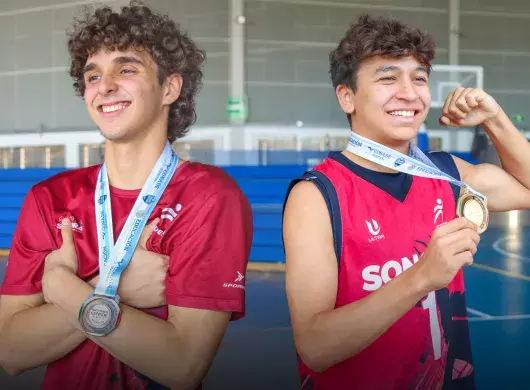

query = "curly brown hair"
[[67, 1, 205, 142], [329, 14, 436, 92]]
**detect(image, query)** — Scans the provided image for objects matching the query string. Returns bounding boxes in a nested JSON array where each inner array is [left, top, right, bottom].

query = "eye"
[[120, 68, 136, 75], [379, 76, 396, 82], [86, 74, 101, 83]]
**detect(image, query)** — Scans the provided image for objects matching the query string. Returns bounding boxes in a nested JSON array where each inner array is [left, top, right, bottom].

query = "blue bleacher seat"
[[0, 152, 477, 263], [0, 165, 306, 263]]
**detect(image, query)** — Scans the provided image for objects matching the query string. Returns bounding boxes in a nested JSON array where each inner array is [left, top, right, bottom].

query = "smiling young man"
[[0, 2, 252, 390], [283, 14, 530, 389]]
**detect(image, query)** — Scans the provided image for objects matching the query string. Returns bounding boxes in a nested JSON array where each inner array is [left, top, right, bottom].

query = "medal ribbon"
[[94, 141, 179, 298], [345, 131, 486, 200]]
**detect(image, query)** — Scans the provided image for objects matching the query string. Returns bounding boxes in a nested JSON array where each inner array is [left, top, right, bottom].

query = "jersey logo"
[[434, 198, 444, 225], [56, 215, 83, 233], [366, 218, 385, 243], [161, 203, 182, 222], [366, 218, 380, 235], [362, 253, 421, 291], [223, 271, 245, 289]]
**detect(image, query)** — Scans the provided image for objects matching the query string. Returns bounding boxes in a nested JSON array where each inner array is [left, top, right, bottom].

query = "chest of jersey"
[[317, 162, 457, 306], [47, 188, 181, 282]]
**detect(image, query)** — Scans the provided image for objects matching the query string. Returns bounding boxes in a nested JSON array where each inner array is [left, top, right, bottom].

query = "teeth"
[[102, 103, 127, 113], [389, 110, 415, 117]]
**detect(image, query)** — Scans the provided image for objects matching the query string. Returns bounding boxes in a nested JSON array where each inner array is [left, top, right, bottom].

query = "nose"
[[395, 78, 419, 101], [97, 74, 118, 96]]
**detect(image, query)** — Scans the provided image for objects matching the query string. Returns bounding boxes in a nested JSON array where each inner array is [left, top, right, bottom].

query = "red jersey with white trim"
[[294, 151, 475, 390], [1, 161, 253, 390]]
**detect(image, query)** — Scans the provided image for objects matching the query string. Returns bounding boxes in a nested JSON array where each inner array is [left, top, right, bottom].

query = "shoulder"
[[29, 165, 99, 204], [284, 178, 330, 227], [165, 161, 251, 219], [427, 150, 461, 180], [177, 162, 242, 193], [32, 165, 99, 192]]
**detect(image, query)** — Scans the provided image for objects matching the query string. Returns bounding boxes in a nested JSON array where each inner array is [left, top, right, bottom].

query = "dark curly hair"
[[329, 14, 436, 92], [67, 1, 205, 142]]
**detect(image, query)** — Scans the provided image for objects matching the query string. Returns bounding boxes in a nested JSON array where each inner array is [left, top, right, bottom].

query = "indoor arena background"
[[2, 0, 530, 389]]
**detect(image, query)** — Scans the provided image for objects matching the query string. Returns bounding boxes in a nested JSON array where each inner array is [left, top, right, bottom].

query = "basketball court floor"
[[1, 210, 530, 389]]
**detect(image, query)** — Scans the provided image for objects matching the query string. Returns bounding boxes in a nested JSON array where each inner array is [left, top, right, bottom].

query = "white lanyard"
[[94, 141, 179, 297], [345, 131, 486, 200]]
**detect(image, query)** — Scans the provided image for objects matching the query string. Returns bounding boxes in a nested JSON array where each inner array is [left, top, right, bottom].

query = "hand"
[[118, 218, 169, 308], [439, 87, 500, 127], [415, 217, 480, 292], [42, 217, 79, 303]]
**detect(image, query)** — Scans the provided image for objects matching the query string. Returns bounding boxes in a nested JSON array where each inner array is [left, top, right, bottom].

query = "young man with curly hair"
[[0, 2, 252, 389], [283, 14, 530, 389]]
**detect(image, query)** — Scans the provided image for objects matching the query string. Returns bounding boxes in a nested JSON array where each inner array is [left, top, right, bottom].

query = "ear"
[[336, 84, 355, 115], [162, 73, 183, 106]]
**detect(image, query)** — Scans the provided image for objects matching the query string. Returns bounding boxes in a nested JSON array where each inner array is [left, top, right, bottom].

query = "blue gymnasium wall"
[[0, 166, 306, 263], [0, 152, 476, 263]]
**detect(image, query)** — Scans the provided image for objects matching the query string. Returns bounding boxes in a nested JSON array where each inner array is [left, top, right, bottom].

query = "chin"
[[391, 125, 419, 140], [98, 126, 133, 142]]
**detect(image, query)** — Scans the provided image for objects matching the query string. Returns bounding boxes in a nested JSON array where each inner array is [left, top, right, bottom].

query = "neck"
[[343, 130, 411, 173], [104, 133, 168, 190]]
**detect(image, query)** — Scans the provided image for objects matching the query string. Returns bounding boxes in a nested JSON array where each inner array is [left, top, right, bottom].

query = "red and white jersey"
[[1, 161, 253, 390], [288, 151, 475, 390]]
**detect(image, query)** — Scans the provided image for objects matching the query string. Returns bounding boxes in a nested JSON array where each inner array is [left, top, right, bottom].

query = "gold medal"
[[456, 188, 489, 234]]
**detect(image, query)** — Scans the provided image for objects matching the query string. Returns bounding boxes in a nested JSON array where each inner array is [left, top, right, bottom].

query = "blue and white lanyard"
[[345, 131, 486, 200], [94, 141, 179, 298]]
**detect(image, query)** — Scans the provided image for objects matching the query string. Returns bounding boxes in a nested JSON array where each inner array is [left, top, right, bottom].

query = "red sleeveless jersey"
[[291, 151, 475, 390]]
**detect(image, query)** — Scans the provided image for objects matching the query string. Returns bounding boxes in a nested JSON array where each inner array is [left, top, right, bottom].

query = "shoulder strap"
[[283, 170, 342, 265], [426, 151, 461, 204]]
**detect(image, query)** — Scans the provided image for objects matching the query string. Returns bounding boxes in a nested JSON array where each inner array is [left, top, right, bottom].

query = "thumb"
[[60, 217, 74, 250], [139, 217, 160, 250]]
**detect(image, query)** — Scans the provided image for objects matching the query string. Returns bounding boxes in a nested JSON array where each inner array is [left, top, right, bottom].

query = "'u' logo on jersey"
[[366, 218, 380, 235], [366, 219, 385, 243]]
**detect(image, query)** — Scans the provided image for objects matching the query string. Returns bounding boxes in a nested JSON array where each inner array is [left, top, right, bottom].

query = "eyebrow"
[[374, 65, 428, 74], [83, 56, 144, 74]]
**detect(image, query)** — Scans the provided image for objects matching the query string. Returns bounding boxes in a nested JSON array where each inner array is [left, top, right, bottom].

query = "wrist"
[[407, 263, 432, 298], [482, 106, 507, 130], [45, 256, 77, 275], [44, 266, 74, 305]]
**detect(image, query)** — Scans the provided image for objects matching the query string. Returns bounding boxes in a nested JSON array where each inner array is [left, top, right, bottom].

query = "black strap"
[[426, 151, 461, 204], [283, 171, 342, 265]]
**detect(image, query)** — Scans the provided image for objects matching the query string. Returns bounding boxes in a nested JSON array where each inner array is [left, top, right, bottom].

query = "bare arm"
[[46, 266, 229, 389], [441, 88, 530, 212], [283, 181, 429, 371], [0, 220, 167, 375], [452, 109, 530, 212], [0, 294, 86, 375], [283, 181, 479, 372]]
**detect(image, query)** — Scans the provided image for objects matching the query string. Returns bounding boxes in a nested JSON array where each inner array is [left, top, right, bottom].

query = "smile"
[[98, 102, 131, 113], [388, 110, 417, 117]]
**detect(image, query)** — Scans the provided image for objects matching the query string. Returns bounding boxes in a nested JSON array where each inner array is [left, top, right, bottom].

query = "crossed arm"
[[0, 265, 230, 390], [45, 266, 230, 389], [0, 226, 231, 390], [0, 184, 250, 389], [0, 274, 229, 389]]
